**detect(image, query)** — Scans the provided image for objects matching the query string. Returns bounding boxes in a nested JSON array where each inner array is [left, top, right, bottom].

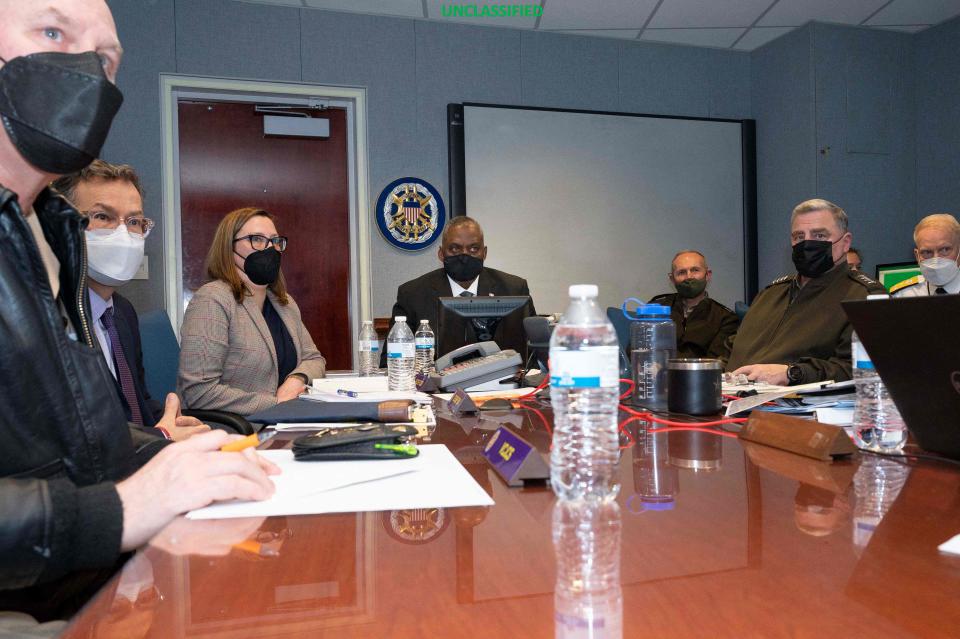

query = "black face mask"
[[443, 254, 483, 283], [238, 248, 282, 286], [792, 239, 840, 278], [0, 51, 123, 174], [675, 277, 707, 299]]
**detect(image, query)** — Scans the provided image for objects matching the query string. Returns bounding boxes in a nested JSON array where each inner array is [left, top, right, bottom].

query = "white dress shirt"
[[88, 289, 117, 379], [447, 275, 479, 297]]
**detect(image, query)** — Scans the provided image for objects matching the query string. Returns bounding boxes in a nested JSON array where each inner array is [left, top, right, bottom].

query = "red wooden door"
[[177, 101, 351, 369]]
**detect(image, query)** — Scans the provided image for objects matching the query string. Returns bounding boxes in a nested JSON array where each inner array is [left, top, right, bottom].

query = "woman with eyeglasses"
[[177, 207, 325, 415]]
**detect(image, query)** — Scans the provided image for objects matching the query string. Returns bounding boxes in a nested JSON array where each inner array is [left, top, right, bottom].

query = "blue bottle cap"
[[637, 304, 670, 316]]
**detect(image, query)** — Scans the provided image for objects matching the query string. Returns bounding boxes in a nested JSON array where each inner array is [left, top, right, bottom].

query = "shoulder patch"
[[889, 275, 921, 294], [848, 270, 884, 291], [766, 274, 793, 288]]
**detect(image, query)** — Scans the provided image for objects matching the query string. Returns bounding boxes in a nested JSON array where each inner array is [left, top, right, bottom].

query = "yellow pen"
[[220, 430, 276, 453]]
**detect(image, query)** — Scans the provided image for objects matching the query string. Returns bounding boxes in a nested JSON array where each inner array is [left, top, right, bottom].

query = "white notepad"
[[187, 444, 494, 520]]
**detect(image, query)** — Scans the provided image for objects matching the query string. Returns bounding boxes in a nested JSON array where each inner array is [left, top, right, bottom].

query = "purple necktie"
[[101, 307, 144, 425]]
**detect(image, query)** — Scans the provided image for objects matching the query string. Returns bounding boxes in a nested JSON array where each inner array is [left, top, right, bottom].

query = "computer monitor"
[[875, 261, 921, 292], [436, 295, 533, 359]]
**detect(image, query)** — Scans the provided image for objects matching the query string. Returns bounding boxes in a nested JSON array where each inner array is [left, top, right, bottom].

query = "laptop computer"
[[842, 295, 960, 459]]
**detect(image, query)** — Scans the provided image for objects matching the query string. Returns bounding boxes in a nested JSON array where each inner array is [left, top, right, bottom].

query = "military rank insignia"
[[375, 177, 446, 251]]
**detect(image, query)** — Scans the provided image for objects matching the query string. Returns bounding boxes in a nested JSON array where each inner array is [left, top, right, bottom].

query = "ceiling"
[[234, 0, 960, 50]]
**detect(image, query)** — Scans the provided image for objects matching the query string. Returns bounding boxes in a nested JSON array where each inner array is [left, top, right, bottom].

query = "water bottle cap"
[[419, 319, 429, 324], [568, 284, 599, 298], [362, 320, 372, 324], [394, 316, 406, 322], [637, 304, 670, 316]]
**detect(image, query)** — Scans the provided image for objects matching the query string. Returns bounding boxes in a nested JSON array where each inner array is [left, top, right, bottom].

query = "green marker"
[[374, 443, 418, 456]]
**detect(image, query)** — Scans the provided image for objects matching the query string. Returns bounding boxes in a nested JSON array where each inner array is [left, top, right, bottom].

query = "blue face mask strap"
[[621, 297, 643, 321]]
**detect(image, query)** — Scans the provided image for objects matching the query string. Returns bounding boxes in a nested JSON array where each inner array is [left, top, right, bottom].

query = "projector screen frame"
[[447, 102, 759, 302]]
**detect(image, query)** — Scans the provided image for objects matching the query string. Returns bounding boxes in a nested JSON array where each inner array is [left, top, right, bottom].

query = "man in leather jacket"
[[0, 0, 278, 622]]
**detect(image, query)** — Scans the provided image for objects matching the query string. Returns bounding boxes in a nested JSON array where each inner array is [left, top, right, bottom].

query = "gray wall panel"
[[102, 0, 177, 312], [619, 42, 751, 119], [175, 0, 301, 81], [520, 31, 620, 112], [915, 17, 960, 219], [812, 24, 916, 271], [750, 26, 817, 285]]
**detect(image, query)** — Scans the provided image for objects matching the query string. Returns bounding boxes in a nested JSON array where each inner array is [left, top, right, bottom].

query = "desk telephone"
[[429, 341, 522, 391]]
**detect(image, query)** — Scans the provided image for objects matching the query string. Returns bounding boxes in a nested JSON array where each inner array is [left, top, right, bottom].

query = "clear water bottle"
[[852, 297, 906, 452], [414, 319, 435, 375], [358, 320, 380, 376], [550, 284, 621, 502], [852, 455, 910, 551], [553, 500, 623, 639], [630, 305, 676, 410], [386, 316, 416, 391]]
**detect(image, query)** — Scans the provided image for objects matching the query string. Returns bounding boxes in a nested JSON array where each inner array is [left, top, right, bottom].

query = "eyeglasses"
[[85, 210, 155, 237], [234, 234, 288, 252]]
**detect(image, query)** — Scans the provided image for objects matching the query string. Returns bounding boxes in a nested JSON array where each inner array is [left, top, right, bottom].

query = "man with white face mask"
[[890, 214, 960, 297], [52, 160, 208, 440]]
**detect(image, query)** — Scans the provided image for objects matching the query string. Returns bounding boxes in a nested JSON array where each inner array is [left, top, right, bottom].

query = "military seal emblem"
[[375, 177, 446, 251]]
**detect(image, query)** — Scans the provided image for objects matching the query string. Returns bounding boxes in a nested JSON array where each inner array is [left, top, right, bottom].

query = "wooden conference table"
[[64, 399, 960, 638]]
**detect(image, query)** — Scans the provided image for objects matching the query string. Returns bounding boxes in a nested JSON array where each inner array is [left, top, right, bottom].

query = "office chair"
[[734, 301, 749, 321], [605, 307, 632, 377], [138, 310, 255, 435]]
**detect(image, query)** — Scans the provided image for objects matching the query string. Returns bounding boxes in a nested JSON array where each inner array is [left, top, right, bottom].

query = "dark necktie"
[[101, 307, 144, 425], [935, 287, 948, 295], [459, 291, 474, 297]]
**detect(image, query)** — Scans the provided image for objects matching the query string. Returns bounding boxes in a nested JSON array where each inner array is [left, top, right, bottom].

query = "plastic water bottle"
[[553, 500, 622, 639], [852, 297, 906, 452], [358, 320, 379, 376], [550, 284, 621, 502], [629, 305, 676, 410], [852, 455, 910, 551], [386, 316, 416, 391], [414, 319, 435, 375]]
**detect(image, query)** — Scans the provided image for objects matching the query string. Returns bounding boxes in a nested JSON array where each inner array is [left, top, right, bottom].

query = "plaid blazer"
[[177, 280, 326, 415]]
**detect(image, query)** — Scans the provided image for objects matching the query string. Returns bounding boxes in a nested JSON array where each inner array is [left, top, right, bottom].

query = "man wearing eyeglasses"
[[385, 216, 535, 362], [52, 160, 209, 440]]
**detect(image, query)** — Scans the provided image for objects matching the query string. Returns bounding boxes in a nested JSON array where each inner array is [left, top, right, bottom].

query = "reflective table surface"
[[64, 402, 960, 638]]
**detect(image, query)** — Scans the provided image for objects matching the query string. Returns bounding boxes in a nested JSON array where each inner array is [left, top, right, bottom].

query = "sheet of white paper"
[[815, 407, 854, 426], [312, 377, 388, 393], [187, 445, 494, 520], [724, 380, 839, 416], [937, 533, 960, 556], [270, 405, 436, 432], [302, 389, 432, 403]]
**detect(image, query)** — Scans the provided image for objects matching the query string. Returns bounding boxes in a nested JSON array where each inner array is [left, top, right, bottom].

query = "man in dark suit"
[[52, 161, 208, 440], [385, 216, 536, 361]]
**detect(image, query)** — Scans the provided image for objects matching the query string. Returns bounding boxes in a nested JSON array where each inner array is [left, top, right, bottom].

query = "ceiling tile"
[[732, 26, 792, 49], [757, 0, 888, 27], [546, 29, 642, 39], [538, 0, 659, 30], [304, 0, 424, 17], [425, 0, 538, 27], [640, 27, 746, 48], [866, 0, 960, 26], [647, 0, 772, 28], [873, 24, 931, 33]]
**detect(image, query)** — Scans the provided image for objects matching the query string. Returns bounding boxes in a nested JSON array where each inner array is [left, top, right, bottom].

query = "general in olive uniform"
[[727, 199, 886, 386]]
